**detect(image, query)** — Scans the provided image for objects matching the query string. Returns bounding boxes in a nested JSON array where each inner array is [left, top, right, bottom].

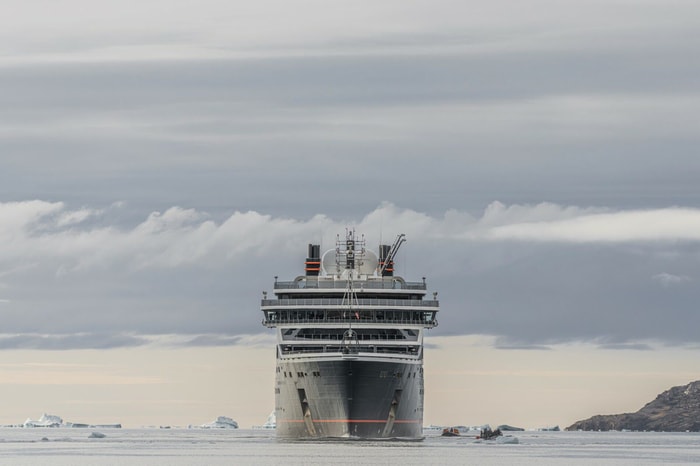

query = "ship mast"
[[338, 229, 362, 354]]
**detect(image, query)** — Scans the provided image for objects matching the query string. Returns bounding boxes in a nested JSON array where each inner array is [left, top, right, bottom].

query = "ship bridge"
[[262, 233, 438, 328]]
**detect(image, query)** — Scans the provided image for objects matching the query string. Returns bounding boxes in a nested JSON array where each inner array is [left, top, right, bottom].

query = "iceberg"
[[498, 424, 525, 431], [496, 435, 520, 444], [200, 416, 239, 429], [252, 411, 276, 430], [22, 413, 121, 428], [23, 414, 63, 428]]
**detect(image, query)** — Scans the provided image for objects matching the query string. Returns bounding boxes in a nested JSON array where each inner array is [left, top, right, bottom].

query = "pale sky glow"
[[2, 337, 699, 429], [2, 0, 700, 428]]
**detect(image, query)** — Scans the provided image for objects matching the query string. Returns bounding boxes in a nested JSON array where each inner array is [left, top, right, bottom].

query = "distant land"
[[567, 380, 700, 432]]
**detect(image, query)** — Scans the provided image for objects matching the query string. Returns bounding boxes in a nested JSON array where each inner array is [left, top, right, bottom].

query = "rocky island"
[[567, 380, 700, 432]]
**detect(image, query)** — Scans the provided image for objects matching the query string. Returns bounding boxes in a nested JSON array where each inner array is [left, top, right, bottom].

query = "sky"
[[1, 0, 700, 429]]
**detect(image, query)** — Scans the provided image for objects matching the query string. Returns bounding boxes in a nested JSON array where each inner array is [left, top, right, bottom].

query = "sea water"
[[1, 428, 698, 465]]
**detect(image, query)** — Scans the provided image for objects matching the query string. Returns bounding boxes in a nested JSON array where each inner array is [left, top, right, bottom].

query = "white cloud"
[[0, 200, 64, 236], [2, 200, 700, 349], [652, 272, 691, 288], [3, 201, 700, 276], [55, 208, 98, 228], [467, 204, 700, 243]]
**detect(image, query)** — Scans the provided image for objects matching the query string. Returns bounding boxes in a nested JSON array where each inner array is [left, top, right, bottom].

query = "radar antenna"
[[378, 234, 406, 275]]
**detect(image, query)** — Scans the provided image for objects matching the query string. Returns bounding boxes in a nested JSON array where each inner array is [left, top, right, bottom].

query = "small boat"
[[476, 427, 502, 440], [441, 427, 461, 437]]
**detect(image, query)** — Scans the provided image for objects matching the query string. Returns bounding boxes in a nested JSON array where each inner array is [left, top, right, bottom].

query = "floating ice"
[[496, 436, 520, 444], [200, 416, 239, 429], [252, 411, 276, 430], [22, 413, 121, 428], [24, 414, 63, 428]]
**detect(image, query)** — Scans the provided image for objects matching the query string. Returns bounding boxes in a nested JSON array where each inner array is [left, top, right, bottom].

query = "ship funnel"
[[305, 244, 321, 276], [378, 234, 405, 277], [379, 244, 393, 277]]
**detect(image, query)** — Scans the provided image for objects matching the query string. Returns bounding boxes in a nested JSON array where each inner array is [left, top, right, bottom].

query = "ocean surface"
[[1, 428, 699, 465]]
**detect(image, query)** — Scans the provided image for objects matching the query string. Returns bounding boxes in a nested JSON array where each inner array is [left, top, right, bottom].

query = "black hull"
[[275, 358, 424, 438]]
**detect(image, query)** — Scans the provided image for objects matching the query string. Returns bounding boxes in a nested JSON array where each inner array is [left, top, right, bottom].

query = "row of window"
[[282, 328, 418, 342], [281, 370, 322, 379]]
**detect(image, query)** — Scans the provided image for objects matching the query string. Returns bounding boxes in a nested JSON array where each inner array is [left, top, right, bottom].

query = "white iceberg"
[[200, 416, 239, 429], [24, 414, 63, 428], [496, 435, 520, 444], [252, 411, 276, 430], [22, 413, 121, 428]]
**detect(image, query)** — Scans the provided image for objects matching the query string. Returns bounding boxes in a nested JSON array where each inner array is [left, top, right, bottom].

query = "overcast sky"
[[2, 0, 700, 427]]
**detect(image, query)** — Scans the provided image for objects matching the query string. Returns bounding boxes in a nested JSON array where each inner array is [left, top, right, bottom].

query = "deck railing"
[[261, 298, 439, 308], [273, 280, 427, 291], [279, 345, 420, 356], [282, 333, 419, 342], [262, 315, 438, 327]]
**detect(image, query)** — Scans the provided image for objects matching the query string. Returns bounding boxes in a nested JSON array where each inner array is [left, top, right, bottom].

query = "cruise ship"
[[260, 231, 439, 438]]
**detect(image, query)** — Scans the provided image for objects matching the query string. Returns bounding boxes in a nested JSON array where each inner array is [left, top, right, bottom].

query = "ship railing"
[[262, 316, 438, 327], [274, 280, 427, 291], [282, 333, 419, 342], [279, 345, 420, 356], [261, 298, 439, 308]]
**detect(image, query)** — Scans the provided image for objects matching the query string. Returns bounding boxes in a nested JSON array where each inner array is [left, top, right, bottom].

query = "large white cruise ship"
[[261, 231, 439, 438]]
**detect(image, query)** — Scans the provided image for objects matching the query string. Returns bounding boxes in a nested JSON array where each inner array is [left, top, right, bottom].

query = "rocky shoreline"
[[567, 380, 700, 432]]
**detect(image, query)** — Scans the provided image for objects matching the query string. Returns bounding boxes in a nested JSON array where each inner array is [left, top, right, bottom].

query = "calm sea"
[[1, 428, 698, 465]]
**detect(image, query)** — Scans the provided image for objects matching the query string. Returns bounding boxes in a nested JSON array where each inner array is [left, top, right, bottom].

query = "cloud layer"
[[2, 1, 699, 350], [1, 200, 699, 349], [2, 1, 700, 223]]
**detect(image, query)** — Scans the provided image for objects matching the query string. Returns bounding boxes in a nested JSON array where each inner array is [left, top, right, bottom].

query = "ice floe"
[[200, 416, 239, 429], [22, 413, 121, 428]]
